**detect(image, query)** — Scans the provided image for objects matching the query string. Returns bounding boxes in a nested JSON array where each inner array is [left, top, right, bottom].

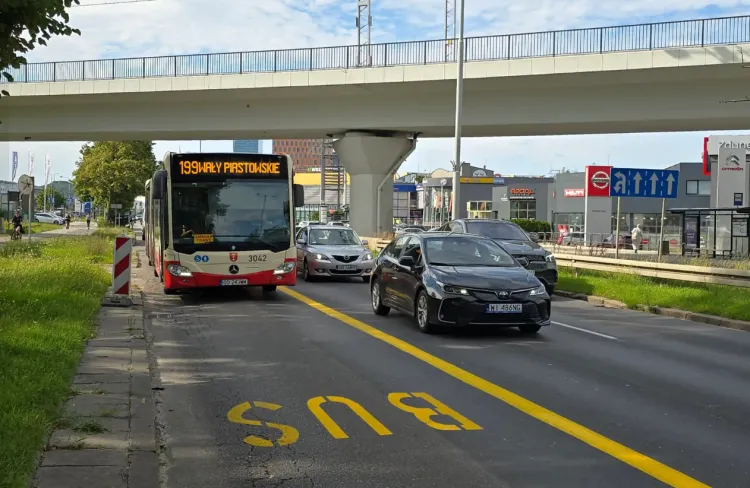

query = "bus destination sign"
[[170, 153, 288, 181]]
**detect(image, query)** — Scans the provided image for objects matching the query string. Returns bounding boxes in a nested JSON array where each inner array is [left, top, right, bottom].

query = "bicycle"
[[11, 227, 22, 241]]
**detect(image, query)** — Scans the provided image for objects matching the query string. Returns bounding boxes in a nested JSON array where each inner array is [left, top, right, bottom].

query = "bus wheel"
[[262, 285, 277, 293]]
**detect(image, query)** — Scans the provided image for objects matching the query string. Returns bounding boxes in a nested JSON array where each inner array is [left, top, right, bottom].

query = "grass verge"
[[0, 236, 112, 488], [557, 268, 750, 322]]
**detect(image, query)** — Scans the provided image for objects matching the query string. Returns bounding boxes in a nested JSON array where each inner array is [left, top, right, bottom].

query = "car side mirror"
[[528, 232, 539, 242], [398, 255, 415, 267], [516, 257, 529, 267], [361, 239, 369, 246], [296, 238, 306, 245]]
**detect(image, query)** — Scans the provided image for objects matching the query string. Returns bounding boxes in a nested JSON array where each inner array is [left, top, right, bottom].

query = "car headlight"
[[437, 281, 469, 296], [363, 252, 373, 261], [314, 253, 330, 261], [529, 284, 547, 296], [545, 252, 555, 264], [273, 261, 295, 275], [166, 264, 193, 277]]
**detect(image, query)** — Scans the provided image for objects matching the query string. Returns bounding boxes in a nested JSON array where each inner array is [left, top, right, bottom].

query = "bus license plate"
[[487, 303, 522, 313], [220, 279, 248, 286], [336, 265, 356, 270]]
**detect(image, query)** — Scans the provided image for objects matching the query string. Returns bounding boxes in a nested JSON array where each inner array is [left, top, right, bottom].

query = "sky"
[[4, 0, 750, 183]]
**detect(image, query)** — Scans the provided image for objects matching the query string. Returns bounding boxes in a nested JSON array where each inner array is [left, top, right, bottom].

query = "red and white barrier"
[[112, 235, 132, 296]]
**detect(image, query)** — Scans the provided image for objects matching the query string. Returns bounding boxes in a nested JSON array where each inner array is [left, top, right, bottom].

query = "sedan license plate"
[[487, 303, 522, 314], [336, 265, 356, 270], [220, 279, 248, 286]]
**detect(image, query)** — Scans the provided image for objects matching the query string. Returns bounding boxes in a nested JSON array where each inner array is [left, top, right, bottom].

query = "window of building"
[[686, 180, 710, 195], [510, 200, 536, 220]]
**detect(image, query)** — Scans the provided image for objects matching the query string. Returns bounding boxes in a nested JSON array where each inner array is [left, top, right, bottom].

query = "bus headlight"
[[166, 264, 193, 277], [273, 261, 295, 275]]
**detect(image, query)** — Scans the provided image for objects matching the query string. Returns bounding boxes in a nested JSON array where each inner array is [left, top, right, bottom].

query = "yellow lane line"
[[279, 286, 710, 488]]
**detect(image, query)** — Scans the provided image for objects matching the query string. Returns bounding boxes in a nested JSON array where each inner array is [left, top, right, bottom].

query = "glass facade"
[[467, 200, 493, 219], [393, 191, 418, 223], [686, 180, 710, 195], [510, 200, 536, 219], [232, 139, 260, 153]]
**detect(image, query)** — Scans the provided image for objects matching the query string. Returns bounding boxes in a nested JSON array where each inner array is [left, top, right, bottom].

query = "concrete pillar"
[[333, 132, 417, 236]]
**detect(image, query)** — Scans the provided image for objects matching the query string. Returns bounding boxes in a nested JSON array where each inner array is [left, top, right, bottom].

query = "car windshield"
[[309, 228, 361, 246], [171, 179, 291, 253], [423, 236, 518, 267], [466, 221, 530, 241]]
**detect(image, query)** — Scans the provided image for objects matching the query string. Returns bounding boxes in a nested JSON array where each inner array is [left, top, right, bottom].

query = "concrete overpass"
[[2, 15, 750, 235]]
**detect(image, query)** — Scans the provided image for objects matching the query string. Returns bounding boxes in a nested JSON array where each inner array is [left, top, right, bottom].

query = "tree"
[[72, 141, 156, 216], [36, 186, 65, 209], [1, 0, 81, 101]]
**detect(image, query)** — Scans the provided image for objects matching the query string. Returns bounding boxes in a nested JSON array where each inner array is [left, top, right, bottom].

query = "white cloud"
[[4, 0, 750, 184]]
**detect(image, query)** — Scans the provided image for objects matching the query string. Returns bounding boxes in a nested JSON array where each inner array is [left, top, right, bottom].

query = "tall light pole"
[[451, 0, 465, 220]]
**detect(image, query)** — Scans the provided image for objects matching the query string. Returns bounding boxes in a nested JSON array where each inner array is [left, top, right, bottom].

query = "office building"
[[273, 139, 338, 173], [232, 139, 260, 153]]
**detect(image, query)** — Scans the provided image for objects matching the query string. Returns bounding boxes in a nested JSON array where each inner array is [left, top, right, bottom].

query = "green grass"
[[3, 222, 62, 235], [0, 236, 112, 488], [557, 268, 750, 322]]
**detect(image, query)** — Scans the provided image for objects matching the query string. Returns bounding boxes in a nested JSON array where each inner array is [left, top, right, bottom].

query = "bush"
[[509, 219, 552, 234]]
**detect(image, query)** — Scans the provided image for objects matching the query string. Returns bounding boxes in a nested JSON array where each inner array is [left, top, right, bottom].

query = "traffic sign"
[[17, 175, 34, 195], [609, 168, 679, 199], [67, 196, 74, 204]]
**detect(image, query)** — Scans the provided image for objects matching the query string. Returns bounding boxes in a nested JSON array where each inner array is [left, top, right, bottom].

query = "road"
[[134, 249, 750, 488]]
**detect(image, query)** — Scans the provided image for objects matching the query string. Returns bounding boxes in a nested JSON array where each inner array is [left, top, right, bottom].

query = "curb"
[[554, 290, 750, 332]]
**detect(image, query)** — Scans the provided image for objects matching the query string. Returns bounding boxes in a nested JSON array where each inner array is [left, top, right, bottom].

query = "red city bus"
[[147, 152, 304, 295]]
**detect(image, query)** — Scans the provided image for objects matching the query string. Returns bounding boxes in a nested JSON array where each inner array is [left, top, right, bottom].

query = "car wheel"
[[545, 284, 555, 296], [361, 275, 370, 283], [262, 285, 277, 293], [415, 289, 435, 334], [371, 279, 390, 316], [303, 259, 314, 282], [519, 324, 542, 334]]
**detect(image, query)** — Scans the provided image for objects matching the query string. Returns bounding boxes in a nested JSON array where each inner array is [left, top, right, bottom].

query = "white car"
[[34, 212, 64, 225]]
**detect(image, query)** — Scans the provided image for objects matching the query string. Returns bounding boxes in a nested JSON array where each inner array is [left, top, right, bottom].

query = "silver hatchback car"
[[295, 225, 375, 282]]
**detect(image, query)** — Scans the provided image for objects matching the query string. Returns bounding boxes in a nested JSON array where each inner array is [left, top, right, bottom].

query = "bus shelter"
[[668, 207, 749, 258]]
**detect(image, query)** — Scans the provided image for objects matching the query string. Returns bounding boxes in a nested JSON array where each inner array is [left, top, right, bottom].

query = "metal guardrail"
[[1, 15, 750, 83], [556, 253, 750, 288], [365, 237, 750, 287]]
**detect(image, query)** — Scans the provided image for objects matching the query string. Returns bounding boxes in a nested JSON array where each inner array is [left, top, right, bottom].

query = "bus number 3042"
[[249, 255, 268, 262]]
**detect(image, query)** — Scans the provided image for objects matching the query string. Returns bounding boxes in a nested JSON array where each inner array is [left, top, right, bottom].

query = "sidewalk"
[[32, 292, 160, 488]]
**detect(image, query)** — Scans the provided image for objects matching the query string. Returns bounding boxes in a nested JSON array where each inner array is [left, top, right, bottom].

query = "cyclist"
[[11, 210, 23, 239]]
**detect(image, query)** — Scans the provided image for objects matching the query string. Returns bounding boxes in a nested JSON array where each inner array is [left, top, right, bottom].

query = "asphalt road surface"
[[135, 251, 750, 488]]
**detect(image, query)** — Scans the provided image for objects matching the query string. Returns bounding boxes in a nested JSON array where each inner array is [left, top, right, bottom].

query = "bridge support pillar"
[[333, 132, 417, 237]]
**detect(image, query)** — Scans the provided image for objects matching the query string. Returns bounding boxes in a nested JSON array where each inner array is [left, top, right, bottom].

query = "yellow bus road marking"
[[279, 286, 710, 488], [308, 395, 393, 439]]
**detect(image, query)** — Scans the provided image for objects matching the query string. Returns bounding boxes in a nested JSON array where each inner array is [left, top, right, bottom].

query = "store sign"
[[584, 165, 612, 197], [460, 177, 493, 184], [508, 188, 535, 200], [564, 188, 585, 197]]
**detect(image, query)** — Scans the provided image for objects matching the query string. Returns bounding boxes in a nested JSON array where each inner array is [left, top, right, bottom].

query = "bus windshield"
[[171, 179, 291, 252]]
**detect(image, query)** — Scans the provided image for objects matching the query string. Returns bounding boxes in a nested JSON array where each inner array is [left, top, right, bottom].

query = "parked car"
[[34, 212, 64, 225], [433, 219, 557, 294], [295, 225, 374, 282], [370, 232, 550, 334]]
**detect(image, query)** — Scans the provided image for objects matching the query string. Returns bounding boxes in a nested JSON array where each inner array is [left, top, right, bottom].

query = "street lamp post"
[[451, 0, 465, 220]]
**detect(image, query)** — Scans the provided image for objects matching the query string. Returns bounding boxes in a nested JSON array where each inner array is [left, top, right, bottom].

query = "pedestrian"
[[86, 213, 91, 229], [631, 224, 643, 254]]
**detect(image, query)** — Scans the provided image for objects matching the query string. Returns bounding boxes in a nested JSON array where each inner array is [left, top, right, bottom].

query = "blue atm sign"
[[609, 168, 679, 199]]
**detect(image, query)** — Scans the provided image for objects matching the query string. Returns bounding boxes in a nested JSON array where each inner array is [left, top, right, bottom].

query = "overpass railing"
[[2, 15, 750, 83]]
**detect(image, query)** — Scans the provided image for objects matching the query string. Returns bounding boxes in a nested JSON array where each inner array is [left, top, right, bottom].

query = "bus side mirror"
[[152, 170, 167, 200], [293, 184, 305, 207]]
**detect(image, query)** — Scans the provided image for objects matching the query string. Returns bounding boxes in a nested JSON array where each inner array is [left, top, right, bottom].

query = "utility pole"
[[451, 0, 465, 220], [356, 0, 372, 67], [444, 0, 457, 61]]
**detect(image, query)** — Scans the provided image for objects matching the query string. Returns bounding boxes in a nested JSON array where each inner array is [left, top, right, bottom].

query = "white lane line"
[[552, 321, 619, 340]]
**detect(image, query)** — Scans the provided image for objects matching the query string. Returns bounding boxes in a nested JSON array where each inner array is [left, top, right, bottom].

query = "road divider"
[[279, 286, 710, 488]]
